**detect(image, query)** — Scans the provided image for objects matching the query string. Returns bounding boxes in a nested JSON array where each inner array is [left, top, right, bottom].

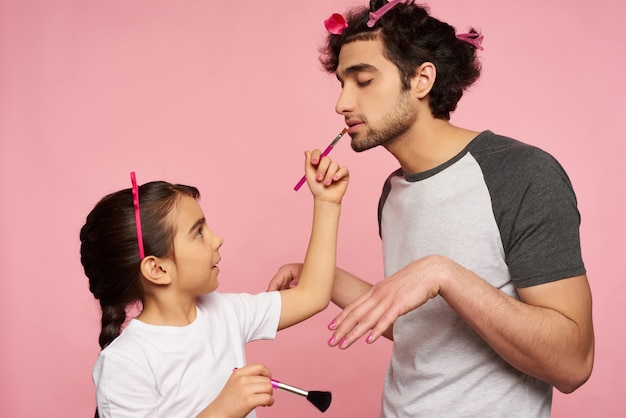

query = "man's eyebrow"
[[187, 217, 205, 235], [336, 63, 378, 81]]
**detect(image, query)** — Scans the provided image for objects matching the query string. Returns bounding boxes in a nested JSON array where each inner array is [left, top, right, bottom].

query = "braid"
[[98, 303, 128, 349]]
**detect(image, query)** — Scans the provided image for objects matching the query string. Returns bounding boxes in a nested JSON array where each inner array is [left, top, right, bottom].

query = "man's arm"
[[331, 268, 393, 340], [440, 262, 594, 393], [327, 255, 594, 393], [267, 265, 393, 339]]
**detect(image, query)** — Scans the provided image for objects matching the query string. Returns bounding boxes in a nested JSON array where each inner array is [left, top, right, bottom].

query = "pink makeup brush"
[[293, 128, 348, 191]]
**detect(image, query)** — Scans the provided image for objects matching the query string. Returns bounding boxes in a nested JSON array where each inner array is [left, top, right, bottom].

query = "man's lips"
[[346, 119, 364, 135]]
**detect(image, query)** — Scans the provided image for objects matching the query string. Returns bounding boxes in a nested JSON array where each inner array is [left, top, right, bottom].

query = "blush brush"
[[271, 378, 332, 412], [232, 368, 332, 412]]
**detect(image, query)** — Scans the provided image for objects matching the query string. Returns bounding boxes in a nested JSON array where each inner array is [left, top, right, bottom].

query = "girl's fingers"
[[309, 149, 323, 165], [322, 161, 340, 185]]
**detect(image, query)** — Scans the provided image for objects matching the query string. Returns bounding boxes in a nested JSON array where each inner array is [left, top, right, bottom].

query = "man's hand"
[[327, 256, 445, 349], [267, 263, 303, 291]]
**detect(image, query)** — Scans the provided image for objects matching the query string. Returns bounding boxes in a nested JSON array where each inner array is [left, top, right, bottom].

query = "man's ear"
[[140, 256, 172, 286], [411, 62, 436, 99]]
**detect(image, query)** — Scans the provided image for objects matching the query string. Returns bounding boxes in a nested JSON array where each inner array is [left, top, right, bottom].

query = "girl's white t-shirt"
[[92, 291, 281, 417]]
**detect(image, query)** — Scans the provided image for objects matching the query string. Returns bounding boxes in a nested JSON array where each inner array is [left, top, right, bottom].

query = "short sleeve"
[[214, 291, 281, 343], [497, 150, 585, 287]]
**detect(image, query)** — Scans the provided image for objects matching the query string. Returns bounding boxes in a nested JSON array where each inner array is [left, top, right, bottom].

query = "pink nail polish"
[[328, 335, 336, 345], [366, 333, 374, 343], [312, 158, 318, 164], [328, 320, 336, 330], [339, 337, 347, 347]]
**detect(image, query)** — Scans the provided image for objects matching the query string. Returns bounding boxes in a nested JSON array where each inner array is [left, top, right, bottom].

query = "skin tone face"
[[169, 195, 224, 297], [335, 39, 418, 152]]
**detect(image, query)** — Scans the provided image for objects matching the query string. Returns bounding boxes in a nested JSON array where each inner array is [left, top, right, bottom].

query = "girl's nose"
[[210, 230, 223, 250]]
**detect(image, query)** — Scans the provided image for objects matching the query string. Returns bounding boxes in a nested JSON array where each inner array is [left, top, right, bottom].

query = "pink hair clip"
[[130, 171, 145, 259], [367, 0, 405, 28], [324, 13, 348, 35], [456, 33, 484, 50]]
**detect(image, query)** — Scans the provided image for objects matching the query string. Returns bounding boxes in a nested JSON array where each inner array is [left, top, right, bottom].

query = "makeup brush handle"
[[272, 380, 309, 397], [293, 145, 334, 191]]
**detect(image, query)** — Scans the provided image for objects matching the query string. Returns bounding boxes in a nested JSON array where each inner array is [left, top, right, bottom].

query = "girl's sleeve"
[[222, 291, 281, 343]]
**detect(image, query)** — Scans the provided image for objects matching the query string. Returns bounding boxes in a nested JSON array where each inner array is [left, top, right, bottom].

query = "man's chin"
[[351, 137, 379, 153]]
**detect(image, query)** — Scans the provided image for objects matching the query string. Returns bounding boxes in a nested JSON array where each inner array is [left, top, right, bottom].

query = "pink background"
[[1, 0, 624, 416]]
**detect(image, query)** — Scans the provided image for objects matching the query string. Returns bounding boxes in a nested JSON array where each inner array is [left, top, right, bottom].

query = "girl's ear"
[[411, 61, 436, 99], [140, 256, 172, 286]]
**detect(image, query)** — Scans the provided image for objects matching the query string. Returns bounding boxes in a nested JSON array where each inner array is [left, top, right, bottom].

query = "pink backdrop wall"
[[1, 0, 624, 416]]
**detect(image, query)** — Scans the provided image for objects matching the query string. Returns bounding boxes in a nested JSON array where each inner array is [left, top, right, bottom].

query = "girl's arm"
[[276, 150, 348, 330]]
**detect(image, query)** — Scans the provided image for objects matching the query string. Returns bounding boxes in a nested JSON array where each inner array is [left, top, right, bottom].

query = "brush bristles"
[[306, 391, 332, 412]]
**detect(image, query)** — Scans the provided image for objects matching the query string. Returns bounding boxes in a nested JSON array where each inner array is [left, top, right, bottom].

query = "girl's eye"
[[357, 79, 372, 87], [196, 226, 204, 238]]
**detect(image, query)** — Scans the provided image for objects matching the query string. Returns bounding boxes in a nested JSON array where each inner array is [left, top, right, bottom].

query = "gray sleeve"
[[476, 138, 585, 287]]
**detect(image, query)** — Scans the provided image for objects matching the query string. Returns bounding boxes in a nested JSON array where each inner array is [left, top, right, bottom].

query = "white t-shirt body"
[[93, 291, 281, 417]]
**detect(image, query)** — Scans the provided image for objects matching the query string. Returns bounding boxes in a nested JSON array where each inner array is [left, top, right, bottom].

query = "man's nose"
[[335, 88, 354, 115]]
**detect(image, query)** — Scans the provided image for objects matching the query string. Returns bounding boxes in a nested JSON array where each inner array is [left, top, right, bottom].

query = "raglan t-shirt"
[[93, 291, 281, 418], [377, 131, 585, 417]]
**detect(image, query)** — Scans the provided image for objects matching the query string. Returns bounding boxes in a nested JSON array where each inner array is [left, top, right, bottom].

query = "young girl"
[[80, 150, 348, 418]]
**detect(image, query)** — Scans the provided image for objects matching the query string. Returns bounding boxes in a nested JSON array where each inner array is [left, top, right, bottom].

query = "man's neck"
[[385, 118, 479, 174]]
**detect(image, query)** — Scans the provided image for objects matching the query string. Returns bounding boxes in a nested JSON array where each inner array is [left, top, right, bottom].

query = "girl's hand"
[[198, 363, 274, 418], [304, 149, 349, 204]]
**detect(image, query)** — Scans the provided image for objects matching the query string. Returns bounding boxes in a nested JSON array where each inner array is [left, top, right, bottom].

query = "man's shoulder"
[[470, 130, 563, 175]]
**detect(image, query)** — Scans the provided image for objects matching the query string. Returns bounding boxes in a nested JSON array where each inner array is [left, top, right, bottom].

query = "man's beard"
[[351, 90, 416, 153]]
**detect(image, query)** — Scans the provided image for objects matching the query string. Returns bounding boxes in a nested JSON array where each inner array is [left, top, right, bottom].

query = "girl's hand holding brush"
[[303, 148, 349, 205], [198, 364, 274, 418], [232, 367, 332, 413], [294, 128, 347, 191]]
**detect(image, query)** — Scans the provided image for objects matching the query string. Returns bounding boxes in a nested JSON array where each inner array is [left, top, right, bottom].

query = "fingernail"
[[366, 333, 374, 343], [339, 337, 347, 348], [328, 335, 336, 345], [312, 158, 318, 164], [333, 175, 338, 180], [324, 179, 331, 185], [328, 320, 336, 330], [317, 173, 323, 180]]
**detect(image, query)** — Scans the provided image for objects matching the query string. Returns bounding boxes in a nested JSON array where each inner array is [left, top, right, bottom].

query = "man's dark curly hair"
[[320, 0, 482, 120]]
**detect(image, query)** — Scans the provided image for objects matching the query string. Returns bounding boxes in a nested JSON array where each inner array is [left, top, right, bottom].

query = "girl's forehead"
[[171, 195, 205, 229]]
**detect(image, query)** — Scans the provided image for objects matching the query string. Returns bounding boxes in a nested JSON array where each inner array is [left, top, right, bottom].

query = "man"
[[270, 1, 593, 416]]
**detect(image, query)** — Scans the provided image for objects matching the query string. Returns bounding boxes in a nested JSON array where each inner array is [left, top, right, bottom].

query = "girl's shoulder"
[[197, 291, 280, 312]]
